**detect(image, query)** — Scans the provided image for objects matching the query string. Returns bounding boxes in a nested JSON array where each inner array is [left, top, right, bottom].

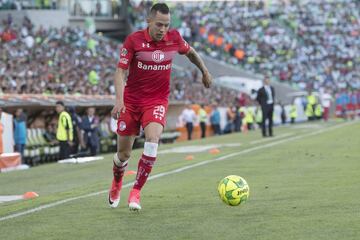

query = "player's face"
[[264, 78, 270, 85], [87, 107, 95, 116], [15, 109, 22, 117], [148, 11, 170, 41], [55, 104, 63, 113]]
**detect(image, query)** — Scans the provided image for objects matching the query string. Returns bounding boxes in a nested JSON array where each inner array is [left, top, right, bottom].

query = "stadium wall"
[[0, 112, 14, 153], [0, 94, 186, 132], [0, 10, 69, 29]]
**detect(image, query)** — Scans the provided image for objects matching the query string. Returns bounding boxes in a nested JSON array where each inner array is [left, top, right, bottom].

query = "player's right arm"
[[185, 47, 212, 89], [111, 68, 127, 119], [111, 35, 134, 119]]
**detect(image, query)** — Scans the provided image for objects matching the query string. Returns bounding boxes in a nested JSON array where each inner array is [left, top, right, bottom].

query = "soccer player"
[[108, 3, 212, 211]]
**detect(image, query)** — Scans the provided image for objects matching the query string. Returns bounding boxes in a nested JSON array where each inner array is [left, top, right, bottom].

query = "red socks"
[[113, 161, 128, 183], [133, 154, 156, 190]]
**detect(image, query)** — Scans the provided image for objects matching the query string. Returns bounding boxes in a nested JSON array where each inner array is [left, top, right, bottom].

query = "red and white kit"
[[117, 28, 190, 135]]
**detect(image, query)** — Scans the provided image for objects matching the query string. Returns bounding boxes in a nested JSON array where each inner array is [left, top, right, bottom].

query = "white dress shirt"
[[264, 85, 273, 104], [182, 109, 196, 123]]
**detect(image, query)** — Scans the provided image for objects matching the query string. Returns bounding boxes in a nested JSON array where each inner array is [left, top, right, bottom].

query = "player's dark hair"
[[149, 3, 170, 18], [56, 101, 65, 106]]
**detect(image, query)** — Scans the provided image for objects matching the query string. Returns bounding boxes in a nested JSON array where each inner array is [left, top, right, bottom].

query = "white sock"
[[143, 142, 158, 158]]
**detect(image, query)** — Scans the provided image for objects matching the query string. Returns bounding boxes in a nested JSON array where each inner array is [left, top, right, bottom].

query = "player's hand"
[[111, 101, 126, 119], [202, 70, 212, 88]]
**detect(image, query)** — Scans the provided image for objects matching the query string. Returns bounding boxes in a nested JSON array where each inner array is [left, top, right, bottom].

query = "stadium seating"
[[99, 121, 117, 153], [0, 14, 243, 107], [24, 128, 59, 165], [129, 0, 360, 93]]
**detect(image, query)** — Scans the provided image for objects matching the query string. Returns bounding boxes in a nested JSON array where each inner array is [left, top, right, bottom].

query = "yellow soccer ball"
[[218, 175, 249, 206]]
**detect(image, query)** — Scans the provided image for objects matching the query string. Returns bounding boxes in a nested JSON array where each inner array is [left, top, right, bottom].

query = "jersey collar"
[[144, 28, 169, 42]]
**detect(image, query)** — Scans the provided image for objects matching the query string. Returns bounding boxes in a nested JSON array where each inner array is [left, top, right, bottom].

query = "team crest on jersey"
[[120, 58, 128, 64], [152, 50, 165, 63], [119, 121, 126, 131], [120, 48, 128, 56]]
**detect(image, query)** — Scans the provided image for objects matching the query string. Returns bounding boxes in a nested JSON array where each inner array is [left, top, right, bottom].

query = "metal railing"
[[1, 0, 123, 19]]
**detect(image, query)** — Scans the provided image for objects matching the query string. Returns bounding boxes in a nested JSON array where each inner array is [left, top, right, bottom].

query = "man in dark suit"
[[81, 107, 100, 156], [256, 77, 275, 137]]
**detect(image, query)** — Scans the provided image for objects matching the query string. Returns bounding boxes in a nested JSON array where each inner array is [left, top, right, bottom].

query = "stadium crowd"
[[0, 14, 240, 107], [131, 0, 360, 93], [1, 1, 359, 166]]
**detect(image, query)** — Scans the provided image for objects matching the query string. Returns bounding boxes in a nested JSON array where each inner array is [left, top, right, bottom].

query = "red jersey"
[[117, 28, 190, 106]]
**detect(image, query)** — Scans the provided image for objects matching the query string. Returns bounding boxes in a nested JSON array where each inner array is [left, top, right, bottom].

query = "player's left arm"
[[185, 47, 212, 88]]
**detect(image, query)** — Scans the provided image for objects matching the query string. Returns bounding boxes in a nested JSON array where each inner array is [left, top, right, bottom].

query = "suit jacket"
[[81, 116, 100, 147], [256, 86, 275, 107]]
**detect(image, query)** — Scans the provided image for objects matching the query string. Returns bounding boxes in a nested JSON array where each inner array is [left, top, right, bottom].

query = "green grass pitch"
[[0, 121, 359, 240]]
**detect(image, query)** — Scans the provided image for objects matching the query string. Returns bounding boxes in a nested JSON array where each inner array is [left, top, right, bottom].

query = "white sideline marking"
[[58, 156, 104, 164], [158, 143, 242, 154], [0, 122, 354, 222], [250, 133, 294, 145]]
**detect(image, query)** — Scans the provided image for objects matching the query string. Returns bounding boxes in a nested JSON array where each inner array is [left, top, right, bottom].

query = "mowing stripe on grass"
[[250, 133, 294, 145], [0, 121, 355, 222]]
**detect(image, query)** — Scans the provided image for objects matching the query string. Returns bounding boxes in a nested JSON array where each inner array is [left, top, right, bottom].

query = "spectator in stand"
[[0, 14, 244, 108], [357, 90, 360, 117], [336, 90, 348, 119], [13, 108, 27, 160], [320, 88, 333, 122], [280, 103, 287, 124], [7, 1, 360, 108], [289, 103, 297, 124], [224, 106, 235, 134], [68, 106, 83, 155], [81, 107, 100, 156], [210, 103, 221, 135], [198, 104, 208, 138], [137, 1, 359, 94], [55, 101, 73, 160], [181, 104, 197, 140], [255, 105, 263, 127], [245, 106, 255, 130], [95, 1, 102, 16], [0, 107, 3, 154], [347, 89, 357, 120], [256, 77, 275, 137], [43, 124, 57, 145], [233, 105, 242, 132], [306, 90, 317, 121]]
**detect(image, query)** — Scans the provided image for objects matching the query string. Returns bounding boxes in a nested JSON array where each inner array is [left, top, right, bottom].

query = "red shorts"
[[117, 102, 168, 136]]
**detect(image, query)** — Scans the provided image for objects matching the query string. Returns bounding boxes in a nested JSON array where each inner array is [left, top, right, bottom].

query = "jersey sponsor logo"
[[152, 50, 165, 63], [118, 121, 126, 131], [142, 43, 150, 48], [120, 48, 128, 56], [153, 105, 166, 120], [137, 61, 171, 71]]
